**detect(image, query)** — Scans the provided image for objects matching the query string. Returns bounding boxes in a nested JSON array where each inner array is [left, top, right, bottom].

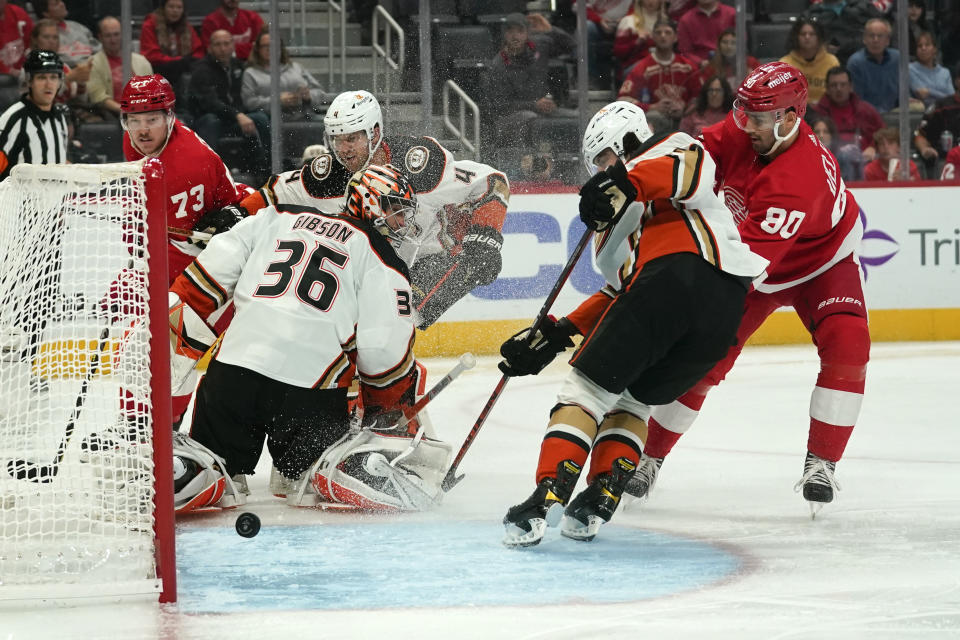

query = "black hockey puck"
[[235, 512, 261, 538]]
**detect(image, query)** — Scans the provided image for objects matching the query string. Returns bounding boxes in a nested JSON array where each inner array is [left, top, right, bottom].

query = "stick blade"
[[441, 470, 465, 493], [6, 458, 56, 483]]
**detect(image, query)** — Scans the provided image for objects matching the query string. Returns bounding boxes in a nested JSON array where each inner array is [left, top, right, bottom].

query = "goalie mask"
[[345, 164, 420, 265], [582, 101, 653, 174]]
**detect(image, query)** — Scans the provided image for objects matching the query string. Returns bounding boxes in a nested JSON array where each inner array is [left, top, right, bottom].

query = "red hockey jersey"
[[701, 113, 862, 292], [124, 119, 247, 280]]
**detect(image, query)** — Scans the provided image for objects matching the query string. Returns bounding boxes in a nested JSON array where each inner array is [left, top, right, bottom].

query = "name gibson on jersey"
[[291, 214, 355, 244]]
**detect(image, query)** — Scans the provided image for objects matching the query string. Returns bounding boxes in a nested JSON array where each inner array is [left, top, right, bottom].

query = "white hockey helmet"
[[581, 101, 653, 173], [323, 90, 384, 169]]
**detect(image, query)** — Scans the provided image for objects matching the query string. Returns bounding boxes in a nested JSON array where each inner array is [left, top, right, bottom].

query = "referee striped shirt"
[[0, 96, 69, 181]]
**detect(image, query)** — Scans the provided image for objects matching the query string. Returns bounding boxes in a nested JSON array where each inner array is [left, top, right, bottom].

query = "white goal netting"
[[0, 161, 171, 602]]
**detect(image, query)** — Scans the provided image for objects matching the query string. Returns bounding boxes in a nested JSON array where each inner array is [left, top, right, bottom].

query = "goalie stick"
[[441, 228, 595, 492], [5, 325, 111, 482]]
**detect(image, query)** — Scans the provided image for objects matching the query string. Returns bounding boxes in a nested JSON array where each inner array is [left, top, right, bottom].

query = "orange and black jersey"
[[577, 131, 767, 331]]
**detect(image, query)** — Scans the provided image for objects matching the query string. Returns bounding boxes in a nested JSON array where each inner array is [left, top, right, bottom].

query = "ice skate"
[[561, 457, 637, 542], [623, 453, 663, 501], [794, 451, 840, 519], [502, 460, 582, 548]]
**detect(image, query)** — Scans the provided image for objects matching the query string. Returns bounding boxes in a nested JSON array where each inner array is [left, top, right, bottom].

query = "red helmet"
[[735, 61, 807, 121], [120, 74, 176, 114]]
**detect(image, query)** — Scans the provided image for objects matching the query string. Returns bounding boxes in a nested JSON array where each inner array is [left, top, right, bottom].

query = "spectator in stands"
[[803, 0, 881, 63], [808, 112, 839, 149], [34, 0, 99, 67], [484, 13, 576, 147], [780, 18, 840, 105], [241, 26, 329, 121], [863, 126, 921, 181], [813, 66, 884, 180], [86, 16, 152, 118], [905, 0, 933, 57], [700, 29, 756, 88], [613, 0, 667, 79], [665, 0, 696, 22], [0, 0, 33, 77], [678, 73, 730, 137], [914, 62, 960, 164], [910, 32, 952, 111], [586, 0, 633, 90], [527, 12, 577, 61], [189, 29, 269, 180], [847, 18, 900, 113], [676, 0, 734, 66], [140, 0, 202, 98], [617, 19, 701, 124], [29, 19, 87, 106], [201, 0, 264, 62]]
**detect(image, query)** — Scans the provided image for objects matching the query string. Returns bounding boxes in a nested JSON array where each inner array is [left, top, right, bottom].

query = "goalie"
[[168, 164, 450, 514]]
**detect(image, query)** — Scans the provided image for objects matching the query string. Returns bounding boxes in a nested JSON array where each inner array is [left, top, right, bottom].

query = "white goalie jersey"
[[170, 204, 417, 398]]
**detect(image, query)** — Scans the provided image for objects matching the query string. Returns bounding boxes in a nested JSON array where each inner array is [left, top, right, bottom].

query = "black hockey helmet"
[[24, 49, 64, 77]]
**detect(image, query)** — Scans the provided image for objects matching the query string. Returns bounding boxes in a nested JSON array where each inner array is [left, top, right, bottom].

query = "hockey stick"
[[395, 352, 477, 433], [5, 325, 111, 482], [415, 260, 460, 313], [441, 228, 595, 492], [167, 226, 212, 243]]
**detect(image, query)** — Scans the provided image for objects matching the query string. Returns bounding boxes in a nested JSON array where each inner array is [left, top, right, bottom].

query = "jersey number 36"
[[254, 240, 348, 311], [760, 207, 805, 239]]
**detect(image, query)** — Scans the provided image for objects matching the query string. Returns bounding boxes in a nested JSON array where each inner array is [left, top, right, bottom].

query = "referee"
[[0, 49, 70, 393], [0, 49, 69, 182]]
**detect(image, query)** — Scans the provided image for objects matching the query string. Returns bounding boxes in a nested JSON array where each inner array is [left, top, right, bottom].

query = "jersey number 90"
[[254, 240, 348, 311], [760, 207, 805, 239]]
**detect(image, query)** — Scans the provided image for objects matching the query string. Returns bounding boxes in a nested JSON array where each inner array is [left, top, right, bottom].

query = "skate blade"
[[503, 519, 547, 548], [807, 500, 826, 520], [560, 514, 602, 542]]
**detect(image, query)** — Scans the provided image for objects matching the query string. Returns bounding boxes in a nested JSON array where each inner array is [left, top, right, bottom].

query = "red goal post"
[[0, 158, 175, 604]]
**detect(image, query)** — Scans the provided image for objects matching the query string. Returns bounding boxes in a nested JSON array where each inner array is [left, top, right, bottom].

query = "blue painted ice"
[[176, 522, 740, 613]]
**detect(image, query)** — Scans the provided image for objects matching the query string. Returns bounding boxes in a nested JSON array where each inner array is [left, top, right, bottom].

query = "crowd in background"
[[1, 0, 959, 186], [0, 0, 332, 183]]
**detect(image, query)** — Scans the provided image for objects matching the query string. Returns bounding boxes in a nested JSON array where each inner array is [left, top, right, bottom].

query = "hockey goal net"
[[0, 160, 175, 603]]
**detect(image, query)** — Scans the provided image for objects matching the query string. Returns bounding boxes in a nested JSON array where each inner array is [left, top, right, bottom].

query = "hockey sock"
[[585, 412, 645, 483], [808, 313, 869, 461], [535, 405, 595, 484]]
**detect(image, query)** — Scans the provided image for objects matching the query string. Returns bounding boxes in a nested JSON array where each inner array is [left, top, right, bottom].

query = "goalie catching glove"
[[578, 160, 637, 231], [191, 204, 248, 247], [499, 315, 578, 377]]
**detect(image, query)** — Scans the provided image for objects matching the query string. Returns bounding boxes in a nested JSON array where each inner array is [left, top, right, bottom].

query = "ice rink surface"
[[4, 342, 960, 640]]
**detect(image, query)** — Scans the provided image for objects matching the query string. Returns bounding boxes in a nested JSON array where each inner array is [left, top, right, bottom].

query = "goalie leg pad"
[[172, 431, 246, 514], [311, 429, 452, 511]]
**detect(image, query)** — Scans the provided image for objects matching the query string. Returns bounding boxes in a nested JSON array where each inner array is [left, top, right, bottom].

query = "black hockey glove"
[[498, 315, 578, 377], [578, 160, 637, 231], [193, 204, 248, 239], [458, 225, 504, 287]]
